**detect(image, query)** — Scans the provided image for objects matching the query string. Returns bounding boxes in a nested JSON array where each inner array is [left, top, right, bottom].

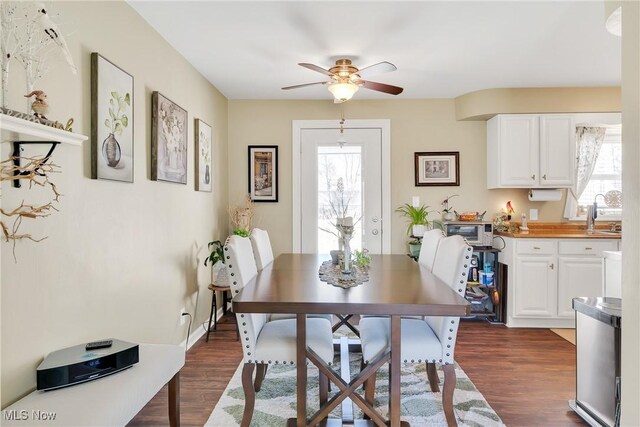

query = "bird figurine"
[[35, 3, 77, 74], [24, 90, 49, 119]]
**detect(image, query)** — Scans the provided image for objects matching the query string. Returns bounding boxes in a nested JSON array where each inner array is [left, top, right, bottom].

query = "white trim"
[[292, 119, 391, 254], [180, 321, 206, 352]]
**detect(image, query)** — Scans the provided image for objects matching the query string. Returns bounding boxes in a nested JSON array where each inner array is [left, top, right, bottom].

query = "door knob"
[[372, 216, 379, 223], [372, 229, 379, 235]]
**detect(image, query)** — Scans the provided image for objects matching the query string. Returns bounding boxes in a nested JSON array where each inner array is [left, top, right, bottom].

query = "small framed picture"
[[195, 119, 212, 192], [91, 53, 134, 182], [415, 151, 460, 186], [248, 145, 278, 202], [151, 91, 188, 184]]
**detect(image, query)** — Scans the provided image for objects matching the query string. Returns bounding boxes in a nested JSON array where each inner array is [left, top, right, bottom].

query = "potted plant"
[[229, 195, 254, 237], [395, 203, 431, 237], [204, 240, 228, 285], [408, 238, 422, 258], [440, 194, 459, 221]]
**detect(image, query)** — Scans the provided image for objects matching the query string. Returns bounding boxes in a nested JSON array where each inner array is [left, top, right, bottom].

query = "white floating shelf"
[[0, 113, 88, 146]]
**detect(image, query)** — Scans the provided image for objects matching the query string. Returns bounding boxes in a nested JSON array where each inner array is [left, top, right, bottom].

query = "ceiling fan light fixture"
[[328, 82, 359, 102]]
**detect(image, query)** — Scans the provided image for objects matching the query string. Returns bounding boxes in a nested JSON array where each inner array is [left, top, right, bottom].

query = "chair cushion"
[[253, 318, 334, 365], [359, 317, 443, 364], [269, 313, 333, 322]]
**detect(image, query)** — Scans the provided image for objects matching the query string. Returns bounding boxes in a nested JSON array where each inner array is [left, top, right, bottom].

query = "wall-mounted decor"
[[151, 92, 188, 184], [414, 151, 460, 186], [248, 145, 278, 202], [195, 119, 212, 192], [91, 53, 134, 182]]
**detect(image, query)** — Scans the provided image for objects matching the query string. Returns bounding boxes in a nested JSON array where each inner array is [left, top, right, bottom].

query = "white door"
[[293, 120, 390, 254], [557, 256, 603, 318]]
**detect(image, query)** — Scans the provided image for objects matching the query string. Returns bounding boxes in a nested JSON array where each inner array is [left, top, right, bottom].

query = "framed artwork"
[[195, 119, 212, 192], [414, 151, 460, 186], [248, 145, 278, 202], [151, 92, 188, 184], [91, 53, 134, 182]]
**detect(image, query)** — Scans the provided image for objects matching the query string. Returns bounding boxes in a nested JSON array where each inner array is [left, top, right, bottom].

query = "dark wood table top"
[[233, 254, 470, 317]]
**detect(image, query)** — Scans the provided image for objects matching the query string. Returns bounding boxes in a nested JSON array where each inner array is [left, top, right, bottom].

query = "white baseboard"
[[180, 303, 231, 351]]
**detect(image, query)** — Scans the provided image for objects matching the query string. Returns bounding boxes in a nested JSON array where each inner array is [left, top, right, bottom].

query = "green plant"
[[104, 91, 130, 135], [395, 203, 431, 236], [233, 228, 250, 237], [204, 240, 224, 267], [353, 248, 371, 268]]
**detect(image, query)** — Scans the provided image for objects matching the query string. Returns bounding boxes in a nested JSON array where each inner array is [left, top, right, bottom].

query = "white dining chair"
[[249, 228, 274, 271], [225, 235, 334, 427], [418, 228, 445, 271], [359, 235, 472, 426]]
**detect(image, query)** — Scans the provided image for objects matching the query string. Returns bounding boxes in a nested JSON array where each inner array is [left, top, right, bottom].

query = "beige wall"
[[1, 2, 228, 407], [229, 99, 567, 256], [455, 87, 621, 121], [621, 0, 640, 424]]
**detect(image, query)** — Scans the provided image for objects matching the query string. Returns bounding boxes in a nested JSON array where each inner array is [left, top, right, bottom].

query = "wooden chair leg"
[[241, 363, 256, 427], [319, 371, 329, 406], [426, 362, 440, 392], [442, 363, 457, 427], [254, 363, 267, 392], [364, 364, 376, 408]]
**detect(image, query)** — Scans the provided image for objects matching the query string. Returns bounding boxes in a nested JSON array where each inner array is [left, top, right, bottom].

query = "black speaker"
[[37, 339, 139, 391]]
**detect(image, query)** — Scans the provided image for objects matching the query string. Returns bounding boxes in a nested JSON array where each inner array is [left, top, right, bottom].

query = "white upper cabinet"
[[487, 114, 575, 189]]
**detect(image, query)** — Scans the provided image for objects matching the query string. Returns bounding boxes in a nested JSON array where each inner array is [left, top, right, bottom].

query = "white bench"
[[2, 343, 185, 426]]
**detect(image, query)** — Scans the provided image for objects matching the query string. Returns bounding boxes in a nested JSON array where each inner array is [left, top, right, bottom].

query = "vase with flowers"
[[319, 177, 361, 273]]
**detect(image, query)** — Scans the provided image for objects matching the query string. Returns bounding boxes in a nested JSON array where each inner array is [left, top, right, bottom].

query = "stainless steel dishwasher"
[[570, 297, 621, 427]]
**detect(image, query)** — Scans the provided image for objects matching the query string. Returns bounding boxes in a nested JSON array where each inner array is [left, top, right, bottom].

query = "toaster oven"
[[443, 221, 494, 247]]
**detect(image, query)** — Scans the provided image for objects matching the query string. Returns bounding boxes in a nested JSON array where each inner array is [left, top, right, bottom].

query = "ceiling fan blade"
[[357, 61, 397, 78], [360, 80, 404, 95], [282, 81, 329, 90], [299, 63, 334, 77]]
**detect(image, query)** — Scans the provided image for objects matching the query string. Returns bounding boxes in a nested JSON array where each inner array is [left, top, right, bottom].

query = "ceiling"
[[129, 1, 621, 101]]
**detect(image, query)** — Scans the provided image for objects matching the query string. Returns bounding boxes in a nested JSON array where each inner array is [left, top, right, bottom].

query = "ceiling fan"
[[282, 59, 403, 102]]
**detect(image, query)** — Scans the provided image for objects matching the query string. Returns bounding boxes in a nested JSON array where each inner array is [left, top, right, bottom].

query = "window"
[[575, 126, 622, 219]]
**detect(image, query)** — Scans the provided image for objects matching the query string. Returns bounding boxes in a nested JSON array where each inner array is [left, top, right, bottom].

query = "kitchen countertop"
[[494, 222, 621, 239]]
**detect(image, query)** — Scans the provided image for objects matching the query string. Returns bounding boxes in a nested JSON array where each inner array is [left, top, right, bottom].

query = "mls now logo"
[[3, 410, 29, 420]]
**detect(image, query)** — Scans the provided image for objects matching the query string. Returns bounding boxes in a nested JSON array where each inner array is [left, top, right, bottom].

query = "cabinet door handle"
[[531, 174, 536, 180], [542, 174, 547, 180], [549, 263, 554, 270], [585, 247, 593, 250], [533, 246, 541, 250]]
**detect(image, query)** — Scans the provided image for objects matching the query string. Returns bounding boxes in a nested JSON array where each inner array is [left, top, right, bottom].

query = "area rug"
[[205, 355, 504, 427]]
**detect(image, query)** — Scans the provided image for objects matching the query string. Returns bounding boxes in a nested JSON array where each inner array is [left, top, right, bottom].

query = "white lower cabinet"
[[557, 257, 603, 318], [514, 256, 557, 317], [504, 237, 618, 328]]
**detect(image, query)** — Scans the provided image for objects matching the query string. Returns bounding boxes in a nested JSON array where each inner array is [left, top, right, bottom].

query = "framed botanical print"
[[151, 92, 188, 184], [195, 119, 212, 192], [91, 53, 134, 182], [248, 145, 278, 202], [415, 151, 460, 186]]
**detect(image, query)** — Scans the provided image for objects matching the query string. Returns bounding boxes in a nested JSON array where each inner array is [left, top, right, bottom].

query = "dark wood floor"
[[129, 315, 585, 426]]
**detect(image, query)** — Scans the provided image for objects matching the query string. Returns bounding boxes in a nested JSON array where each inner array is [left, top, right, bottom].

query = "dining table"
[[232, 253, 470, 427]]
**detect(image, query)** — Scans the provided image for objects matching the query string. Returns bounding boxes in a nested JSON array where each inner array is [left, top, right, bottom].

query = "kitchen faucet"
[[587, 194, 606, 234]]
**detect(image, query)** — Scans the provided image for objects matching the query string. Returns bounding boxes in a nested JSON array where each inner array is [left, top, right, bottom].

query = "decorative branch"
[[0, 155, 61, 262]]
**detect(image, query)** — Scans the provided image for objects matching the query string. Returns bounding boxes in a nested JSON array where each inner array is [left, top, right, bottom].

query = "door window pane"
[[317, 145, 362, 254]]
